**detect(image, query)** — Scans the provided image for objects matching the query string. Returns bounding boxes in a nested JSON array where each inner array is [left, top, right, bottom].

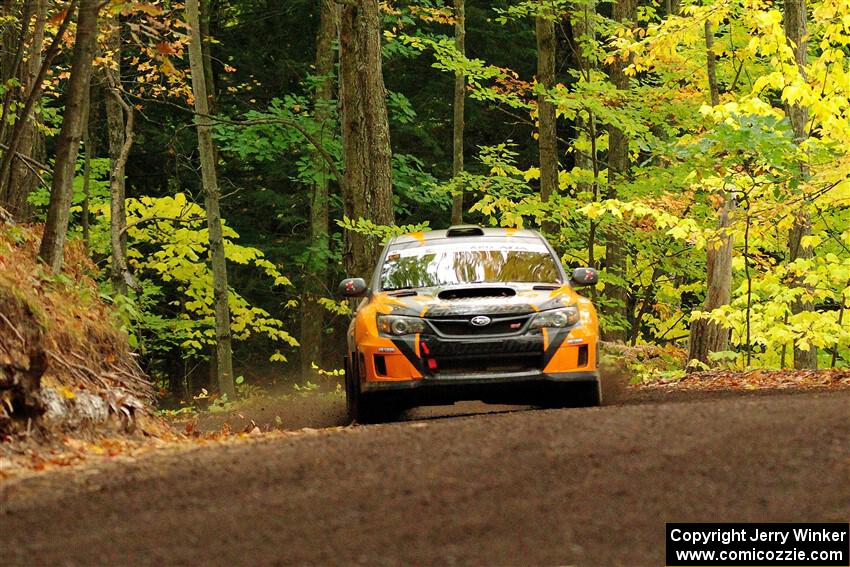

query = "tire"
[[355, 393, 402, 424], [344, 355, 357, 422], [344, 353, 401, 424], [541, 380, 602, 408], [576, 379, 602, 407]]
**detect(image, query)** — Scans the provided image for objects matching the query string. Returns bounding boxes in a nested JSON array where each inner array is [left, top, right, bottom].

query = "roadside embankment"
[[0, 222, 156, 440]]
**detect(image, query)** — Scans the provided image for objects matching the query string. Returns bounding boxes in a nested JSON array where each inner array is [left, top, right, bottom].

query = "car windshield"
[[380, 241, 560, 290]]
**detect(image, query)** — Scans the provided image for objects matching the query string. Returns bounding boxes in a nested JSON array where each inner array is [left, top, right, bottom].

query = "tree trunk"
[[687, 24, 732, 369], [0, 0, 76, 217], [81, 88, 93, 250], [687, 198, 734, 368], [568, 0, 599, 287], [0, 0, 32, 146], [200, 0, 216, 113], [187, 0, 235, 398], [103, 14, 134, 295], [300, 0, 340, 379], [602, 0, 636, 342], [38, 0, 99, 273], [832, 279, 849, 368], [450, 0, 465, 225], [570, 0, 596, 199], [536, 8, 557, 234], [339, 0, 395, 279], [783, 0, 816, 369], [4, 0, 46, 219]]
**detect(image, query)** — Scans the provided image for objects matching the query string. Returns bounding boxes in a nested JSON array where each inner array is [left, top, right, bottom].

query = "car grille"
[[426, 314, 533, 337], [434, 353, 543, 375]]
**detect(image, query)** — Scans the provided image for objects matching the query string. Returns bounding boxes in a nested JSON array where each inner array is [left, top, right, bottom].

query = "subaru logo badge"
[[470, 315, 491, 327]]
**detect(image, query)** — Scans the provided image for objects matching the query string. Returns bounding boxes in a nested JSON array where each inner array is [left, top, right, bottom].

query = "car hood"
[[371, 283, 583, 318]]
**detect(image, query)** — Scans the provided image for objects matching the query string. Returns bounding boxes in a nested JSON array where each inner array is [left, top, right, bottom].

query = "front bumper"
[[361, 370, 599, 406], [360, 325, 597, 382], [363, 370, 599, 390]]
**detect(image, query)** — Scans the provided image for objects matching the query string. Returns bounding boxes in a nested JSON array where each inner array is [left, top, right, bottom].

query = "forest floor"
[[1, 381, 847, 566]]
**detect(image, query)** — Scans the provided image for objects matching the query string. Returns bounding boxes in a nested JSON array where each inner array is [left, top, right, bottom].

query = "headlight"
[[530, 306, 580, 329], [377, 315, 428, 336]]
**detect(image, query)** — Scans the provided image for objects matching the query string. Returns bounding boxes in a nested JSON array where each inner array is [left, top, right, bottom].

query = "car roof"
[[389, 227, 545, 248]]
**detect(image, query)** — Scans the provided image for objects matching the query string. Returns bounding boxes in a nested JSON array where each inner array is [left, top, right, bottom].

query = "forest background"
[[1, 0, 848, 405]]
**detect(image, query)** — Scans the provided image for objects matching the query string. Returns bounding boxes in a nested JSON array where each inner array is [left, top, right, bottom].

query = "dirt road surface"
[[2, 389, 848, 566]]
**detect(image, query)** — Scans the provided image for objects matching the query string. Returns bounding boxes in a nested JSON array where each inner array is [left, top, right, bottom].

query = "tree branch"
[[0, 142, 50, 171], [105, 77, 136, 184]]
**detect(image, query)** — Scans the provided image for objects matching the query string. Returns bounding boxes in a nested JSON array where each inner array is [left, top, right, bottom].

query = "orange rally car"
[[338, 225, 600, 423]]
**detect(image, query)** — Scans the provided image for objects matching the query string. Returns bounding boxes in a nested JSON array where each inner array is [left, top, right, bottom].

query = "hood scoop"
[[437, 287, 516, 301], [388, 289, 418, 297]]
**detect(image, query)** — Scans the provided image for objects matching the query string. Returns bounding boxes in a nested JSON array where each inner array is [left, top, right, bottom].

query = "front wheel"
[[344, 354, 401, 424], [541, 380, 602, 408], [576, 379, 602, 407], [344, 355, 357, 422]]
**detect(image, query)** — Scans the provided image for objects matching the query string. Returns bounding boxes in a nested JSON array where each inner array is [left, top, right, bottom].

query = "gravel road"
[[2, 389, 848, 566]]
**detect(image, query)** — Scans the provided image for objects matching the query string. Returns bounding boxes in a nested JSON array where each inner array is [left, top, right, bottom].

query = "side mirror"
[[571, 267, 598, 287], [338, 277, 368, 298]]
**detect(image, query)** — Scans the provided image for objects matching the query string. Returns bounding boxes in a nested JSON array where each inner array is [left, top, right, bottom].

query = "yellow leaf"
[[160, 57, 177, 77], [523, 167, 540, 181]]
